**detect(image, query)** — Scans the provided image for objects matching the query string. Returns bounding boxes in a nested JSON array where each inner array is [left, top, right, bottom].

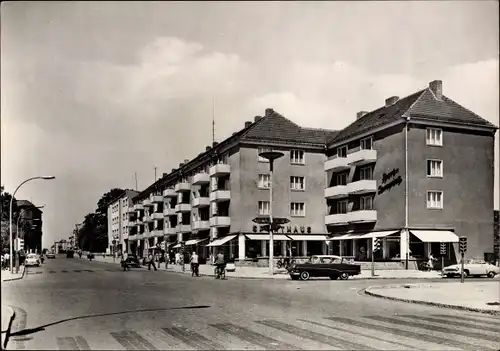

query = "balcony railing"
[[163, 208, 176, 216], [128, 234, 137, 241], [325, 185, 349, 199], [133, 204, 144, 211], [193, 196, 210, 207], [142, 215, 153, 223], [209, 163, 230, 177], [348, 149, 377, 166], [163, 188, 176, 197], [175, 182, 191, 193], [177, 224, 191, 233], [151, 229, 164, 237], [347, 180, 377, 194], [325, 210, 377, 226], [209, 190, 231, 202], [151, 195, 163, 203], [164, 227, 177, 235], [192, 220, 210, 231], [175, 203, 192, 213], [324, 157, 350, 172], [192, 173, 210, 185], [151, 212, 163, 220], [209, 216, 231, 227], [143, 199, 153, 207]]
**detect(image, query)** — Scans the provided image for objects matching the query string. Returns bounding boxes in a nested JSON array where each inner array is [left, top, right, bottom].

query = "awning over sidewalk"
[[357, 231, 400, 239], [206, 234, 237, 247], [173, 243, 181, 249], [185, 238, 207, 246], [287, 235, 327, 241], [245, 234, 291, 241], [410, 230, 458, 243], [331, 233, 358, 240]]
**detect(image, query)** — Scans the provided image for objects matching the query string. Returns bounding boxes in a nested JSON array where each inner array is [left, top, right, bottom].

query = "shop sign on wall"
[[378, 168, 403, 195]]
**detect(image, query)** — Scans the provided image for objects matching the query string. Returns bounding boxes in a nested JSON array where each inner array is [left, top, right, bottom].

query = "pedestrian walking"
[[190, 251, 199, 276], [122, 252, 129, 271], [147, 253, 157, 271], [175, 252, 180, 265]]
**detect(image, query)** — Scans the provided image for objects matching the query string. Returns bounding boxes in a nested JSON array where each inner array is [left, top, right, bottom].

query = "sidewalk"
[[1, 305, 15, 348], [365, 282, 500, 315], [1, 265, 26, 282]]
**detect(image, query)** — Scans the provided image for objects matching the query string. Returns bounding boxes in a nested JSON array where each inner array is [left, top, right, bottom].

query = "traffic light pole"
[[371, 250, 375, 277], [460, 252, 465, 283], [441, 256, 444, 277]]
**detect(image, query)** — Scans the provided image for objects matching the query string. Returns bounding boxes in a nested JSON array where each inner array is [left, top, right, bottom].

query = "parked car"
[[288, 255, 361, 281], [123, 255, 141, 268], [443, 259, 499, 278], [25, 253, 41, 267], [46, 252, 56, 259]]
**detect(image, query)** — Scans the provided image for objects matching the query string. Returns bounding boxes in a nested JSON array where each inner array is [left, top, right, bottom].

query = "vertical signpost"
[[459, 236, 467, 283], [180, 242, 185, 272], [372, 237, 380, 277], [440, 242, 447, 277]]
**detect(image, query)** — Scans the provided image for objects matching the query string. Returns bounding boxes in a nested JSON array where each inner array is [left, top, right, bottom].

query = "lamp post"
[[9, 176, 55, 273], [259, 151, 284, 275]]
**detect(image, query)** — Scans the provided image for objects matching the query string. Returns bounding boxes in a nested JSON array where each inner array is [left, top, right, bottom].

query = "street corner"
[[1, 305, 16, 349], [1, 265, 26, 282], [364, 282, 500, 316]]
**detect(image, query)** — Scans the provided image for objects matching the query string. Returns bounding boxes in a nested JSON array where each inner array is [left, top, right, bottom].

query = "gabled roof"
[[329, 84, 497, 147], [241, 109, 338, 146], [17, 200, 43, 213]]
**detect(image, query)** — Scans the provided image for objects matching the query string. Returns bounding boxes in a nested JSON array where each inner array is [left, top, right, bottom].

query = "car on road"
[[46, 252, 56, 259], [288, 255, 361, 281], [25, 253, 41, 267], [442, 259, 499, 278], [123, 255, 142, 268]]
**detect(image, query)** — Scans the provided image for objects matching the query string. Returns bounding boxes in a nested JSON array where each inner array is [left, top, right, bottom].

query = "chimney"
[[385, 96, 399, 107], [162, 173, 168, 178], [171, 168, 177, 172], [429, 80, 442, 100], [356, 111, 368, 120], [179, 163, 184, 168], [232, 132, 237, 136], [265, 108, 274, 116], [244, 121, 252, 128], [184, 159, 189, 163], [213, 141, 219, 147], [205, 146, 211, 151], [254, 116, 262, 122]]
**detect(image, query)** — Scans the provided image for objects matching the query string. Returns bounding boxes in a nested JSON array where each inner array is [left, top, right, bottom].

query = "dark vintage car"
[[288, 255, 361, 281], [122, 255, 142, 268]]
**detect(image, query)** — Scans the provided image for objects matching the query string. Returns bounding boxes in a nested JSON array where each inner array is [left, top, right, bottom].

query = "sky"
[[1, 1, 498, 248]]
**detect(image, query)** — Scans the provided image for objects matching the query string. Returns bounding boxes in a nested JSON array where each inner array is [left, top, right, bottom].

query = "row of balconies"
[[325, 149, 377, 172], [325, 179, 377, 199], [325, 210, 377, 226]]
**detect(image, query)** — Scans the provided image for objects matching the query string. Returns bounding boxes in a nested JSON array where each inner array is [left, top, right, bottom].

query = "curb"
[[1, 306, 16, 350], [364, 285, 500, 316], [1, 266, 26, 282]]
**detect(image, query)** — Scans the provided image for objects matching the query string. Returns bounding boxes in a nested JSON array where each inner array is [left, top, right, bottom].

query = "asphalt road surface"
[[2, 255, 499, 350]]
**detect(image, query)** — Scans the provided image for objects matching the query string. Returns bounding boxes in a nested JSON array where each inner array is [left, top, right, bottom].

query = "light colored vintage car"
[[443, 259, 499, 278]]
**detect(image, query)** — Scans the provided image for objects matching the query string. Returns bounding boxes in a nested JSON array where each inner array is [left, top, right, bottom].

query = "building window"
[[337, 200, 348, 214], [360, 137, 373, 150], [360, 196, 373, 210], [427, 191, 443, 209], [360, 166, 373, 180], [258, 174, 270, 189], [290, 150, 305, 164], [290, 202, 305, 217], [290, 176, 305, 191], [426, 128, 443, 146], [258, 201, 270, 215], [336, 173, 348, 186], [427, 160, 443, 178], [337, 146, 347, 158], [258, 147, 272, 162]]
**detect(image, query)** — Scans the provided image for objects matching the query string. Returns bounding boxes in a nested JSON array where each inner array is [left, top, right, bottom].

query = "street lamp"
[[9, 176, 55, 273], [259, 151, 284, 275]]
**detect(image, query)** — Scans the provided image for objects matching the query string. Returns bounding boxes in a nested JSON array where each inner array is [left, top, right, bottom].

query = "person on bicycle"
[[215, 251, 225, 278], [190, 251, 199, 276]]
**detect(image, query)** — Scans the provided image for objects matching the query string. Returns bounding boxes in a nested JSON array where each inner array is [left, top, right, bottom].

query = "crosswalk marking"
[[28, 312, 499, 351], [398, 315, 500, 334], [257, 319, 376, 350], [367, 315, 500, 343], [432, 313, 500, 325], [211, 322, 300, 350], [160, 327, 224, 350]]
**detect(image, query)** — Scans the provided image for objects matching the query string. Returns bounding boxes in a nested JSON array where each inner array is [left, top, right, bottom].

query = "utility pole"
[[154, 167, 157, 182], [135, 172, 138, 191], [212, 95, 215, 144]]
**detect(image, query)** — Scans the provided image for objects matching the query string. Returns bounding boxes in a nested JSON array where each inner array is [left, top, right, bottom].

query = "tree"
[[1, 186, 19, 253], [96, 188, 124, 216]]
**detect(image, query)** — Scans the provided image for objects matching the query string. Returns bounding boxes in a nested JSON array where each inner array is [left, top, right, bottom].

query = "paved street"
[[2, 256, 499, 350]]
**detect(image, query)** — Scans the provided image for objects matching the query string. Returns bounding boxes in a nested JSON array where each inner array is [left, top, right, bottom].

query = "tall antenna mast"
[[134, 172, 138, 191], [154, 166, 157, 182], [212, 95, 215, 144]]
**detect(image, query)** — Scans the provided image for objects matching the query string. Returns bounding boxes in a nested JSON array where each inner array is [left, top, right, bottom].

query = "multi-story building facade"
[[128, 109, 337, 264], [325, 80, 497, 266], [17, 200, 43, 253], [106, 189, 139, 254]]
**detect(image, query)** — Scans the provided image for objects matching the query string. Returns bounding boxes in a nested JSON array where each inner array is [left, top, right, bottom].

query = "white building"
[[106, 190, 139, 254]]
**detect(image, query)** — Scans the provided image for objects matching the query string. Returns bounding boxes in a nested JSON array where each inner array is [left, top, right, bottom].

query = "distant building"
[[17, 200, 43, 253], [325, 80, 497, 265], [106, 190, 139, 254]]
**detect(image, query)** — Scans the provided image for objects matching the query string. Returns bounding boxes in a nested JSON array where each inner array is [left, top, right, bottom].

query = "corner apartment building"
[[106, 189, 139, 254], [324, 80, 497, 265], [128, 109, 337, 264], [17, 200, 43, 253]]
